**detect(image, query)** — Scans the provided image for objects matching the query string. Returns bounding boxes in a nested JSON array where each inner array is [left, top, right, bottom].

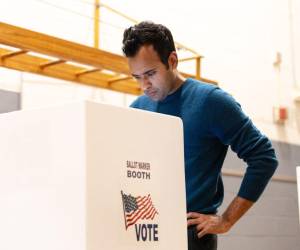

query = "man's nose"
[[141, 76, 151, 91]]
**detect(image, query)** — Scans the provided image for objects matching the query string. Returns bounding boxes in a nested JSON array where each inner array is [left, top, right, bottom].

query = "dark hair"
[[122, 21, 176, 68]]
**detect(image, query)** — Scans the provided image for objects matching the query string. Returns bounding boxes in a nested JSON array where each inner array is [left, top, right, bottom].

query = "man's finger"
[[196, 221, 207, 232], [187, 212, 202, 219], [187, 218, 200, 227], [197, 230, 206, 239], [197, 228, 207, 238]]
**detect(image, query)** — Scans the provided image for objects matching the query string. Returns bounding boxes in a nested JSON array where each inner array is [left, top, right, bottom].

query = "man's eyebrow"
[[132, 68, 156, 78]]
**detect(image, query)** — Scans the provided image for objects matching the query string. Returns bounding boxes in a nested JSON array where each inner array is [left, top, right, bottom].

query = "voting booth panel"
[[0, 101, 187, 250]]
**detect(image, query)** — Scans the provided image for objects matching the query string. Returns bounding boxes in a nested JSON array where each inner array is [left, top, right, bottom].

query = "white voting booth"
[[0, 101, 187, 250]]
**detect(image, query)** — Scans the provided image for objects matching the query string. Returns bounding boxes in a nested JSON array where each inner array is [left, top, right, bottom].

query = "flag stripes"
[[121, 192, 158, 229]]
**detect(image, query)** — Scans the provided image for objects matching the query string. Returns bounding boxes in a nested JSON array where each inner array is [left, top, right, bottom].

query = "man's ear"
[[168, 51, 178, 70]]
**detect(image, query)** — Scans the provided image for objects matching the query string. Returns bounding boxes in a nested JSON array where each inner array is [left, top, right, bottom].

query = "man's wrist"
[[220, 214, 234, 230]]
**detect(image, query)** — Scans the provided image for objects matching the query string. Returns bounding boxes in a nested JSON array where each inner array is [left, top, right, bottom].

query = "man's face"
[[128, 45, 176, 101]]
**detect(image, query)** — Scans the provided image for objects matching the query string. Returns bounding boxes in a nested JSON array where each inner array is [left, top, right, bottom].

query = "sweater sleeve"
[[206, 88, 278, 202]]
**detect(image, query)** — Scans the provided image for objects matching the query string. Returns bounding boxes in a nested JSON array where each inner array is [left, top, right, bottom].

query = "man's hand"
[[187, 196, 254, 238], [187, 212, 232, 238]]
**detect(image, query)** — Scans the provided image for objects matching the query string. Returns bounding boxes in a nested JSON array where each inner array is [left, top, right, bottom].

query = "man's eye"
[[147, 71, 156, 77]]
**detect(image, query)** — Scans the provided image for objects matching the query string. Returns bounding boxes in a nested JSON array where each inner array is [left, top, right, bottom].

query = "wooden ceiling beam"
[[108, 76, 133, 84], [0, 49, 28, 61], [0, 22, 217, 95], [40, 59, 66, 69], [0, 22, 130, 75], [0, 47, 142, 95], [75, 68, 101, 77]]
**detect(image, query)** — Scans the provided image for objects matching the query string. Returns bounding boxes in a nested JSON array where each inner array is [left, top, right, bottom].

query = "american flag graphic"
[[121, 191, 158, 229]]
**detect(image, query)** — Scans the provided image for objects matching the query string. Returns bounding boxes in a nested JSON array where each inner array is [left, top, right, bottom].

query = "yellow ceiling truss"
[[0, 22, 217, 96]]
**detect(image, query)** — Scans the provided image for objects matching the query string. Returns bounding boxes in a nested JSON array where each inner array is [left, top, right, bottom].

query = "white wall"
[[0, 0, 299, 144]]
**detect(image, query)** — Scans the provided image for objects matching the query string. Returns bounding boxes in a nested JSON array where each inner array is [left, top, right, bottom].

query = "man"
[[122, 21, 278, 250]]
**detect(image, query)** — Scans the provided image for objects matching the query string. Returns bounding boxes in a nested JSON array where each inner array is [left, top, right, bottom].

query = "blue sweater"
[[130, 78, 278, 213]]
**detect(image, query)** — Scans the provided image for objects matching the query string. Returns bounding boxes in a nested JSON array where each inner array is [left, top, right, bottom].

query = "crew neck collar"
[[158, 78, 191, 104]]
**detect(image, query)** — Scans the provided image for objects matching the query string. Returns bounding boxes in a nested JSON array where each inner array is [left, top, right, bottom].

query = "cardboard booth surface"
[[0, 101, 187, 250]]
